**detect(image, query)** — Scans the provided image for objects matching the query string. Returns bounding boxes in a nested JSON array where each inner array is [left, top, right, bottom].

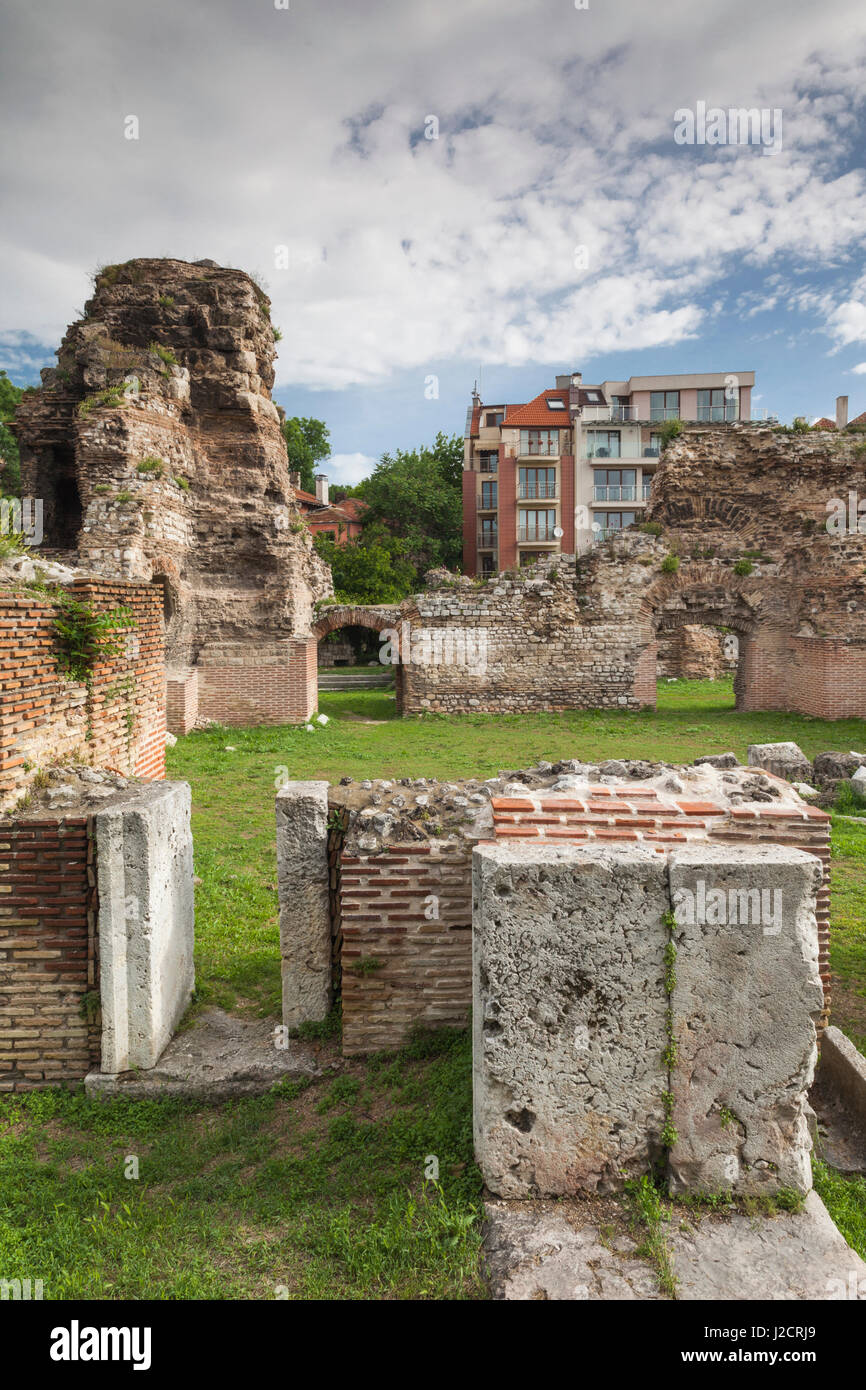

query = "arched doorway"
[[311, 604, 404, 714], [638, 567, 758, 710]]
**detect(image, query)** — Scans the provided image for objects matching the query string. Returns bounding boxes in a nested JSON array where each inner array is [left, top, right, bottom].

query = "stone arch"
[[311, 604, 404, 712], [636, 564, 760, 708]]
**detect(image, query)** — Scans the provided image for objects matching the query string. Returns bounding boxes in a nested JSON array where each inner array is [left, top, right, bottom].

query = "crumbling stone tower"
[[13, 258, 332, 726]]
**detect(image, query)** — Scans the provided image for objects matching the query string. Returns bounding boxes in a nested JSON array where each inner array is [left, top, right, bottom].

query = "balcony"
[[592, 526, 631, 543], [477, 531, 498, 549], [582, 404, 638, 423], [518, 481, 557, 499], [583, 443, 662, 460], [593, 484, 637, 503], [517, 527, 558, 543]]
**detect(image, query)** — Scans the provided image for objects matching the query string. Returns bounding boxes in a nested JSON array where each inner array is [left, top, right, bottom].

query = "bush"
[[733, 558, 754, 576], [660, 553, 680, 573], [136, 457, 164, 477]]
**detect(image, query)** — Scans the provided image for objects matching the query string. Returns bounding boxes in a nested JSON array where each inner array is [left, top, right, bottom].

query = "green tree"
[[0, 371, 25, 495], [281, 416, 330, 494], [313, 531, 417, 605], [356, 431, 463, 575]]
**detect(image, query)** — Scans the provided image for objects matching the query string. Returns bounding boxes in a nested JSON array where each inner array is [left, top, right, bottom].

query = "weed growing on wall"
[[52, 594, 136, 686]]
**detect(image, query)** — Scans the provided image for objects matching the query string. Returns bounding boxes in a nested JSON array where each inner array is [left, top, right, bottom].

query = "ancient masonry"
[[306, 425, 866, 722], [11, 257, 332, 730], [276, 758, 832, 1058]]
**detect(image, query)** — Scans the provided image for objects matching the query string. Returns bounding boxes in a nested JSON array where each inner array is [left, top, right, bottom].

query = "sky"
[[2, 0, 866, 485]]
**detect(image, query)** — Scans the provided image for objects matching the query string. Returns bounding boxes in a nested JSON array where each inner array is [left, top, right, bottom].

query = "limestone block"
[[276, 781, 331, 1027], [96, 782, 195, 1074], [668, 844, 824, 1196], [747, 741, 812, 783], [472, 842, 670, 1197]]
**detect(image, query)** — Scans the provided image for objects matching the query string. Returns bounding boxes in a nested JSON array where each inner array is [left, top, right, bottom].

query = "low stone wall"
[[473, 840, 823, 1198], [276, 760, 832, 1056], [0, 774, 195, 1088]]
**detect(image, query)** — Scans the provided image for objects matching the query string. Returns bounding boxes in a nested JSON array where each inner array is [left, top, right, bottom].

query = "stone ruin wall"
[[276, 759, 832, 1057], [12, 257, 332, 728]]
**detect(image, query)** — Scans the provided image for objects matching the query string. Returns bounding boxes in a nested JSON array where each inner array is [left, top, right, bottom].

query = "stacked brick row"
[[340, 844, 472, 1054], [0, 816, 99, 1090], [0, 578, 165, 807]]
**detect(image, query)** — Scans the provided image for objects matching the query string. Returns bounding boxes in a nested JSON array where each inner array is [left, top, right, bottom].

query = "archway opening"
[[642, 576, 757, 712], [316, 621, 399, 718], [42, 445, 82, 550]]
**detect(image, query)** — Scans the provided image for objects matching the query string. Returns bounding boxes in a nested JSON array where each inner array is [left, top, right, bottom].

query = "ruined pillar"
[[472, 841, 670, 1197], [276, 781, 332, 1028], [667, 844, 824, 1196]]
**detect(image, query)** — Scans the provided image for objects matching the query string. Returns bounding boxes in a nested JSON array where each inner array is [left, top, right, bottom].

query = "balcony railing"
[[696, 407, 738, 423], [477, 532, 498, 549], [582, 443, 658, 460], [592, 526, 630, 543], [581, 405, 639, 422], [517, 527, 558, 543], [593, 485, 637, 502], [518, 481, 557, 499], [649, 407, 682, 422], [518, 441, 560, 457]]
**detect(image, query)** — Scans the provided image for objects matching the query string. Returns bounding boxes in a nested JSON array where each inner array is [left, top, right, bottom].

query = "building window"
[[642, 476, 652, 500], [520, 429, 559, 456], [518, 508, 556, 541], [593, 510, 637, 540], [587, 431, 621, 459], [650, 390, 680, 422], [480, 480, 498, 509], [479, 450, 498, 472], [645, 432, 664, 458], [518, 467, 556, 499], [609, 395, 631, 422], [519, 551, 543, 566], [481, 553, 496, 575], [593, 468, 636, 502], [485, 411, 504, 427], [479, 518, 497, 546], [697, 387, 738, 422]]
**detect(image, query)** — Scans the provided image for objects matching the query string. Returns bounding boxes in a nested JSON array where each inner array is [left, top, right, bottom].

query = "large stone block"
[[747, 741, 812, 783], [472, 841, 670, 1197], [668, 844, 824, 1196], [96, 782, 195, 1073], [276, 781, 331, 1028]]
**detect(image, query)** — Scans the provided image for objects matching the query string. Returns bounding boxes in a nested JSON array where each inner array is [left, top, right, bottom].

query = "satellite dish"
[[553, 526, 564, 538]]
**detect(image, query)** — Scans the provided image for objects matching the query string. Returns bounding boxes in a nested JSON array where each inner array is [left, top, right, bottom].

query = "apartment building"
[[461, 369, 755, 575]]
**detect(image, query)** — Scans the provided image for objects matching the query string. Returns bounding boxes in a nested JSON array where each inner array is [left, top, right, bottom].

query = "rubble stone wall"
[[12, 258, 332, 729]]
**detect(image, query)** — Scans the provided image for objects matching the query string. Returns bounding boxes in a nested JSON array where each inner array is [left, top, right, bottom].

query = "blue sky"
[[2, 0, 866, 484]]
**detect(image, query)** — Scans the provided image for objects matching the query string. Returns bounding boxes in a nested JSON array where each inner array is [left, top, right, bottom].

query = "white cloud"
[[1, 0, 865, 391], [850, 362, 866, 374], [327, 453, 378, 487]]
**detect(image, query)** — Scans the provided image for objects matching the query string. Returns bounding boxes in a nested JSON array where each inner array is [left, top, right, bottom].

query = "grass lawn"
[[2, 678, 865, 1299]]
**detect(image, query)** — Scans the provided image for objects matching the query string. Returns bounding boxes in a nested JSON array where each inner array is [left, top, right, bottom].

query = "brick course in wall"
[[0, 579, 165, 808], [0, 816, 99, 1090]]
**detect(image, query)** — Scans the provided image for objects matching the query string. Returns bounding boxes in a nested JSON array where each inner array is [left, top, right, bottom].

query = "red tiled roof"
[[294, 488, 321, 505], [813, 417, 836, 430], [337, 498, 367, 521], [503, 389, 571, 427], [848, 411, 866, 426]]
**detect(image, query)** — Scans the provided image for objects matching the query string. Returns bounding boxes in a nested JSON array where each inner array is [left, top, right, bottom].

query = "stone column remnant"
[[472, 841, 670, 1198], [667, 844, 824, 1196], [277, 780, 331, 1028]]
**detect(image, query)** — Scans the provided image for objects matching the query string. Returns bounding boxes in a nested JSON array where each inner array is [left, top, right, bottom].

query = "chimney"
[[836, 395, 849, 430], [315, 473, 329, 505], [289, 470, 301, 490], [569, 372, 583, 414]]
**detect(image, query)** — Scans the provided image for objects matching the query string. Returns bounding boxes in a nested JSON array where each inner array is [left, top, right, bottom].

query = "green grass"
[[0, 1029, 483, 1300], [5, 677, 865, 1299], [166, 678, 866, 1024]]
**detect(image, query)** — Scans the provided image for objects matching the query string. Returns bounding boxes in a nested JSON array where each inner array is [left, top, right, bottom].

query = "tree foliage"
[[313, 529, 417, 605], [280, 415, 330, 494], [354, 431, 463, 575], [0, 371, 24, 495]]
